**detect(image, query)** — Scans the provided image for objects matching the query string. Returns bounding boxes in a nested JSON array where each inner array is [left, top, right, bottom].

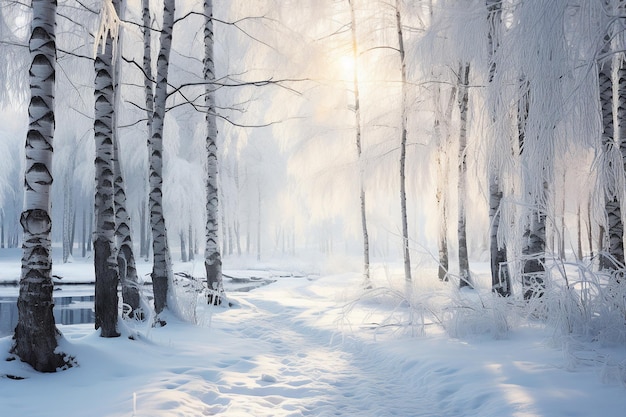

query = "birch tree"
[[457, 63, 472, 289], [599, 70, 625, 271], [511, 1, 566, 300], [150, 0, 176, 317], [204, 0, 225, 305], [13, 0, 68, 371], [517, 79, 547, 300], [113, 134, 142, 317], [348, 0, 371, 288], [598, 1, 625, 272], [486, 0, 510, 296], [433, 84, 455, 281], [93, 0, 121, 337], [112, 0, 142, 318], [395, 0, 411, 282], [139, 0, 153, 264]]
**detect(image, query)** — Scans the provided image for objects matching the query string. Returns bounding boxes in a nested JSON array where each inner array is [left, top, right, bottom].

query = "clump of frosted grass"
[[341, 258, 626, 348]]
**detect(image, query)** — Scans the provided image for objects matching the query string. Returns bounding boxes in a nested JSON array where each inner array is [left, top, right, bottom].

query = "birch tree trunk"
[[188, 223, 194, 261], [457, 63, 472, 289], [395, 0, 411, 282], [140, 0, 153, 262], [434, 95, 449, 282], [69, 208, 76, 256], [577, 203, 583, 260], [82, 206, 87, 258], [518, 80, 547, 300], [62, 166, 73, 263], [486, 0, 510, 296], [108, 0, 142, 319], [13, 0, 67, 371], [599, 50, 625, 271], [587, 199, 593, 258], [204, 0, 224, 306], [348, 0, 371, 288], [434, 84, 456, 282], [113, 134, 142, 318], [615, 43, 626, 271], [150, 0, 175, 316], [93, 0, 120, 338]]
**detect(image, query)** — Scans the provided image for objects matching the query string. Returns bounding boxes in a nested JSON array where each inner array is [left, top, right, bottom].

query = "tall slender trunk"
[[1, 210, 5, 249], [82, 206, 87, 258], [139, 201, 147, 258], [87, 210, 93, 252], [615, 46, 626, 270], [395, 0, 411, 282], [113, 134, 141, 318], [93, 0, 120, 337], [108, 0, 142, 319], [518, 80, 546, 299], [139, 0, 152, 264], [598, 43, 624, 270], [434, 84, 456, 282], [62, 167, 73, 263], [188, 223, 194, 261], [559, 170, 566, 260], [235, 220, 242, 256], [586, 199, 593, 258], [577, 203, 583, 260], [348, 0, 371, 288], [204, 0, 224, 304], [150, 0, 175, 315], [486, 0, 510, 296], [457, 63, 472, 289], [435, 108, 449, 282], [69, 206, 76, 256], [180, 230, 187, 262], [13, 0, 66, 371], [246, 207, 251, 255]]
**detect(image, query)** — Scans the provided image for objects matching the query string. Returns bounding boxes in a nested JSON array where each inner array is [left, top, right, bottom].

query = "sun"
[[339, 55, 356, 79]]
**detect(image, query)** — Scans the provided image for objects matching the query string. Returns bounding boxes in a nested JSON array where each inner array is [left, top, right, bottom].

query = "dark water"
[[0, 288, 95, 337]]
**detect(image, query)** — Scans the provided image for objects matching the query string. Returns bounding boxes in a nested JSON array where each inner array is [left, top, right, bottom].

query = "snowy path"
[[181, 278, 496, 417], [208, 298, 436, 416]]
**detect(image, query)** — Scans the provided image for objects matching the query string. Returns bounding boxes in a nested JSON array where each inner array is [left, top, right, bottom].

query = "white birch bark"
[[434, 90, 447, 281], [434, 84, 456, 282], [616, 83, 626, 265], [204, 0, 224, 305], [111, 0, 141, 319], [150, 0, 175, 316], [518, 80, 547, 300], [93, 0, 120, 338], [395, 0, 411, 282], [113, 134, 142, 317], [457, 63, 472, 289], [62, 166, 74, 263], [139, 0, 153, 263], [13, 0, 67, 372], [348, 0, 371, 288], [613, 7, 626, 271], [486, 0, 510, 296], [599, 48, 624, 270]]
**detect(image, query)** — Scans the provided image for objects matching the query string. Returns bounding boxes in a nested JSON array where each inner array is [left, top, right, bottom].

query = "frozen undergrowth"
[[339, 259, 626, 386]]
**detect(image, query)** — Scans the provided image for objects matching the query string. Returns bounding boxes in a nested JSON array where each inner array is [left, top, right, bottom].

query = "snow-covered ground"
[[1, 249, 626, 416]]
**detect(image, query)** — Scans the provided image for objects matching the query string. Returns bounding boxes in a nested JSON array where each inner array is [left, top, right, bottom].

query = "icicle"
[[94, 0, 121, 59]]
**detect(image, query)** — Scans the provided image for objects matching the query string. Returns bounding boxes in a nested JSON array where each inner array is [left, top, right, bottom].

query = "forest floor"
[[1, 249, 626, 416]]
